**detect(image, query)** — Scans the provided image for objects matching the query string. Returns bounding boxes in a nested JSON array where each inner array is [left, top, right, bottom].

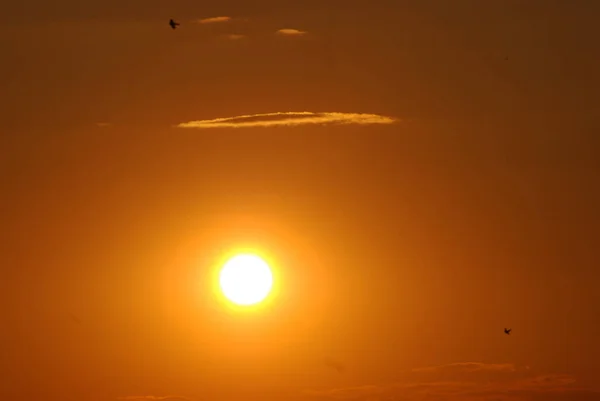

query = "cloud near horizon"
[[411, 362, 519, 373], [196, 16, 231, 24], [305, 362, 600, 401], [177, 112, 397, 129], [276, 28, 307, 36], [117, 396, 192, 401]]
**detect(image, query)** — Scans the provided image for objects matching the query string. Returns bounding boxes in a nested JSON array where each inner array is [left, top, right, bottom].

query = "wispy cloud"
[[96, 122, 112, 127], [224, 34, 245, 40], [412, 362, 518, 373], [306, 385, 384, 400], [196, 16, 231, 24], [117, 396, 192, 401], [305, 362, 600, 401], [276, 28, 307, 36], [177, 112, 398, 129]]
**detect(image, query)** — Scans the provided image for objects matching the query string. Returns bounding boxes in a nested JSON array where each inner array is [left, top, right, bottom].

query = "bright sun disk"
[[219, 254, 273, 306]]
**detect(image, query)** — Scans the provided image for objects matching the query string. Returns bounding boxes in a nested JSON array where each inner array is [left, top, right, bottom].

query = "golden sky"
[[1, 1, 600, 401]]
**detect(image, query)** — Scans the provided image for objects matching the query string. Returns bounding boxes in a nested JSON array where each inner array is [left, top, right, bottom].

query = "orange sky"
[[1, 1, 600, 401]]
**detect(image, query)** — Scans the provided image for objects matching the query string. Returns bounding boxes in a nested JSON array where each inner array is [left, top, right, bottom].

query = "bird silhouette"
[[324, 358, 345, 373], [68, 313, 81, 325], [169, 19, 180, 29], [504, 328, 512, 335]]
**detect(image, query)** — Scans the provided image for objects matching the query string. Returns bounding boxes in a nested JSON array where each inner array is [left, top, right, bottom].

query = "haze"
[[1, 1, 599, 401]]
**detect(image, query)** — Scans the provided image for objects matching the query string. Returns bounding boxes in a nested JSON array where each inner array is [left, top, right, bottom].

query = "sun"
[[219, 254, 274, 306]]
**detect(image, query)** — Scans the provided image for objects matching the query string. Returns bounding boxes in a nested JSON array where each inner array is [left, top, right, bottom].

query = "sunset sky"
[[1, 1, 599, 401]]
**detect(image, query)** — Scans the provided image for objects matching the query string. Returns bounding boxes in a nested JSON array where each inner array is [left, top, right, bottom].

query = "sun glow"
[[219, 254, 274, 306]]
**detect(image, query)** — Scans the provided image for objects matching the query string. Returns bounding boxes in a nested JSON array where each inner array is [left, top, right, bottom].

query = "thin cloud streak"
[[306, 385, 384, 400], [117, 396, 192, 401], [305, 362, 600, 401], [177, 112, 398, 129], [196, 16, 231, 24], [276, 28, 307, 36], [412, 362, 518, 373], [224, 34, 245, 40]]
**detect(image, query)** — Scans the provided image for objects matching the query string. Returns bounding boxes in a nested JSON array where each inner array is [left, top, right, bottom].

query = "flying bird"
[[169, 19, 180, 29], [504, 328, 512, 335], [68, 313, 81, 325], [324, 358, 345, 373]]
